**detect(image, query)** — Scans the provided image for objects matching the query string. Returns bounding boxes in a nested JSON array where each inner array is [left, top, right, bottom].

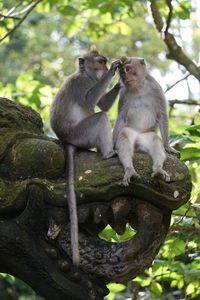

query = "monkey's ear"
[[120, 56, 128, 63], [140, 58, 146, 65]]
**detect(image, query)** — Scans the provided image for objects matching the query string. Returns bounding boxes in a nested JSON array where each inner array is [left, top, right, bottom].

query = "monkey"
[[113, 56, 180, 186], [50, 50, 121, 265]]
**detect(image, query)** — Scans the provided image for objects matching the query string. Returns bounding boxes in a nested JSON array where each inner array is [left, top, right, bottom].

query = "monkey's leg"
[[138, 132, 170, 182], [69, 112, 115, 158], [116, 127, 140, 186]]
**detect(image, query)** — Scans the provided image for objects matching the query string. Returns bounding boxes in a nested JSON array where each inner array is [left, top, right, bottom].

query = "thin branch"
[[165, 73, 191, 93], [0, 14, 21, 20], [149, 0, 164, 32], [171, 201, 192, 227], [169, 99, 200, 106], [2, 0, 24, 18], [172, 213, 199, 220], [165, 0, 173, 33], [11, 1, 41, 17], [0, 0, 43, 43], [170, 226, 200, 234]]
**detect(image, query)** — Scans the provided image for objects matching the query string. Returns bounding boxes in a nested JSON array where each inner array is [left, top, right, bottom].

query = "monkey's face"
[[94, 56, 108, 79], [119, 57, 146, 88]]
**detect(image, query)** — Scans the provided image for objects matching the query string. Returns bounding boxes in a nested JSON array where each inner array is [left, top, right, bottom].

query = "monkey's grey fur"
[[50, 50, 120, 265], [113, 56, 179, 186]]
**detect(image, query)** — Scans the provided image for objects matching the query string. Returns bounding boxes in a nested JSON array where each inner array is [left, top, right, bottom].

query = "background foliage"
[[0, 0, 199, 299]]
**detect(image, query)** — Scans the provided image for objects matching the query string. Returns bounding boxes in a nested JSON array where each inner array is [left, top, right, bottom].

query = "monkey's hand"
[[109, 60, 122, 75], [165, 145, 180, 158]]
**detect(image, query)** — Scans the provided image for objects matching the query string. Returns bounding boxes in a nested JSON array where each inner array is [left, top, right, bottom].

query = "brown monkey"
[[50, 50, 120, 265], [113, 56, 179, 186]]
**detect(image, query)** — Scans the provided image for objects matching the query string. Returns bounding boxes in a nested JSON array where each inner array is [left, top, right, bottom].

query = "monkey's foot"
[[102, 150, 116, 160], [151, 169, 170, 182], [123, 168, 141, 186], [165, 146, 180, 158]]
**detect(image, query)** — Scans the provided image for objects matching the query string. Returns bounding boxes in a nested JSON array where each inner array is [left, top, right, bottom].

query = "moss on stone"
[[0, 98, 192, 215]]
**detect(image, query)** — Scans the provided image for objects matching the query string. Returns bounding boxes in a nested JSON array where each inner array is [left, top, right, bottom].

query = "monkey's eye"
[[124, 66, 131, 73], [98, 60, 106, 64]]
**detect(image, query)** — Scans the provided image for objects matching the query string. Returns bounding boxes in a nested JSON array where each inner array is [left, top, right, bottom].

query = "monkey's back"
[[50, 72, 95, 140]]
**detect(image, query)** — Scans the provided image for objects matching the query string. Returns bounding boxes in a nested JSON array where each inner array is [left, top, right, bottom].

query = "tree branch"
[[1, 0, 24, 18], [0, 14, 20, 20], [169, 99, 200, 106], [11, 1, 41, 17], [149, 0, 200, 81], [164, 32, 200, 80], [149, 0, 164, 32], [165, 0, 173, 34], [0, 0, 43, 43], [165, 73, 191, 93]]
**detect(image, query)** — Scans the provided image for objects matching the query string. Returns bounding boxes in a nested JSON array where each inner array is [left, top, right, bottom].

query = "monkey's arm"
[[85, 60, 120, 108], [158, 95, 169, 147], [158, 94, 180, 157], [113, 115, 126, 148], [97, 83, 120, 111]]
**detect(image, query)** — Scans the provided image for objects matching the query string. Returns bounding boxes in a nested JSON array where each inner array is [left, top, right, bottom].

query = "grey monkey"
[[50, 50, 121, 265], [113, 56, 179, 186]]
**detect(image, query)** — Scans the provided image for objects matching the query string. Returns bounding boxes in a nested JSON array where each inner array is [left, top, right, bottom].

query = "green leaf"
[[192, 204, 200, 219], [194, 113, 200, 125], [175, 0, 191, 19], [173, 239, 186, 256], [107, 283, 126, 293], [169, 133, 195, 148], [59, 5, 79, 16], [186, 283, 196, 295], [105, 292, 115, 300], [171, 280, 178, 288], [66, 17, 83, 37], [0, 26, 9, 44], [150, 282, 162, 296], [178, 279, 184, 289], [99, 225, 117, 241], [134, 275, 151, 287], [181, 147, 200, 161], [186, 125, 200, 137]]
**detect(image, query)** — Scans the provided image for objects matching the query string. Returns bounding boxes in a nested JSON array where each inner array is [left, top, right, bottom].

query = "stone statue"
[[0, 97, 191, 299]]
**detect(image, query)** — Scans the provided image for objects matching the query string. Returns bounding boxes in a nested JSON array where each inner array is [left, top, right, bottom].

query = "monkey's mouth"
[[126, 79, 137, 85], [125, 74, 137, 84]]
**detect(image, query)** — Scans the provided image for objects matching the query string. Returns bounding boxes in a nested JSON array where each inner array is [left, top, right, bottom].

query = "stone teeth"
[[111, 197, 131, 234], [58, 260, 70, 272], [85, 279, 92, 288], [78, 206, 90, 223], [93, 205, 108, 224], [45, 247, 58, 259], [47, 217, 62, 239], [71, 272, 81, 281], [113, 222, 126, 235]]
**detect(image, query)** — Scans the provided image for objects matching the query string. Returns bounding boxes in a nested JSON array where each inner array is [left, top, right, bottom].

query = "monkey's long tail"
[[65, 144, 80, 266]]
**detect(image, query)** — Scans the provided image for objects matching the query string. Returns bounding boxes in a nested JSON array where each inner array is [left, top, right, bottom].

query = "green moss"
[[0, 137, 65, 180], [0, 97, 43, 134], [0, 179, 27, 213]]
